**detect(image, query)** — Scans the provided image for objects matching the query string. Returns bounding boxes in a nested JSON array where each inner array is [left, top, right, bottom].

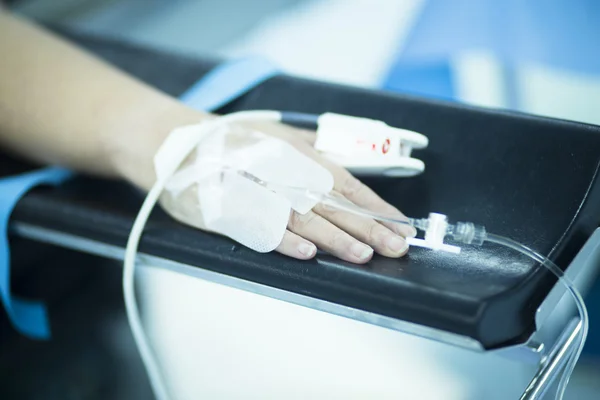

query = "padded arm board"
[[3, 28, 600, 349]]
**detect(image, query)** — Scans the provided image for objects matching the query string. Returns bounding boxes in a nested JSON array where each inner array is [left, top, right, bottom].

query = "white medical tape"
[[155, 122, 334, 253]]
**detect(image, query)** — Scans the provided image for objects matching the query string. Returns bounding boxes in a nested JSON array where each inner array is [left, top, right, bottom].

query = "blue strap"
[[0, 167, 73, 339], [0, 56, 278, 339], [180, 56, 279, 111]]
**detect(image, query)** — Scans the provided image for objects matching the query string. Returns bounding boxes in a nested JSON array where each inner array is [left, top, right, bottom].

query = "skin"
[[0, 11, 416, 264]]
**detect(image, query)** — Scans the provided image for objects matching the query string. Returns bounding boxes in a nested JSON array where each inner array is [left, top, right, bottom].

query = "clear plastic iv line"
[[125, 110, 586, 400], [235, 169, 419, 229], [123, 111, 284, 400], [485, 234, 588, 400], [318, 198, 586, 400], [250, 174, 586, 400]]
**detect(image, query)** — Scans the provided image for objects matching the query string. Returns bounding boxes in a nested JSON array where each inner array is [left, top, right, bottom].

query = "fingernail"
[[407, 226, 418, 238], [351, 243, 373, 261], [394, 224, 417, 238], [298, 243, 317, 258], [386, 235, 409, 254]]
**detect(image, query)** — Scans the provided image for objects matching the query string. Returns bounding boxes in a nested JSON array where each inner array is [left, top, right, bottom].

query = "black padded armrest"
[[5, 28, 600, 349]]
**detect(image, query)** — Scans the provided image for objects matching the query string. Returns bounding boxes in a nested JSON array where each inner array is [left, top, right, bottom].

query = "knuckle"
[[288, 211, 316, 231], [288, 212, 302, 230], [365, 221, 381, 243], [303, 212, 319, 228], [339, 174, 364, 198], [327, 229, 349, 250], [316, 203, 340, 219]]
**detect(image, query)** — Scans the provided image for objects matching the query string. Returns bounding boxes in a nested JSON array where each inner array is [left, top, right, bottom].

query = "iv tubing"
[[298, 199, 587, 400], [240, 177, 418, 229], [334, 205, 588, 400], [124, 110, 587, 400], [485, 234, 588, 400], [123, 111, 283, 400]]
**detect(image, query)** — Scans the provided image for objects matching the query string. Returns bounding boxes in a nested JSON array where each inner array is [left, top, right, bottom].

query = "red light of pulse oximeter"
[[382, 138, 391, 154]]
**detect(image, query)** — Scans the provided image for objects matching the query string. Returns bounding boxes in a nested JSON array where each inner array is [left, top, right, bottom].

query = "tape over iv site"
[[153, 112, 428, 252], [154, 119, 334, 252]]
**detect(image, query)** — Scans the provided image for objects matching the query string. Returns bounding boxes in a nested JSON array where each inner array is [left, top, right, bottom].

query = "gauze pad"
[[155, 122, 334, 252]]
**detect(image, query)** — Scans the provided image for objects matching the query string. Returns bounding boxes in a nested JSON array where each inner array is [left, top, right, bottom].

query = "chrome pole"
[[520, 318, 582, 400]]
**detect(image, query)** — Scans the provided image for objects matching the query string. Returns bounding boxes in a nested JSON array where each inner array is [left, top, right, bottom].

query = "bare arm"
[[0, 10, 414, 262], [0, 11, 206, 190]]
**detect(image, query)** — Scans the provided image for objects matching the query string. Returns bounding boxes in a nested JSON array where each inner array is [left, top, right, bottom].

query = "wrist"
[[105, 97, 211, 191]]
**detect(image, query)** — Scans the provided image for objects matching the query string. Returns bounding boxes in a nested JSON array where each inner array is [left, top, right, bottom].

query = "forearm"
[[0, 12, 208, 189], [0, 8, 415, 264]]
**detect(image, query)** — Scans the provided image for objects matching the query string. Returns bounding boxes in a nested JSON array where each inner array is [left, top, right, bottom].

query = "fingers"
[[242, 122, 415, 263], [287, 210, 374, 264], [276, 230, 317, 260], [313, 200, 409, 258], [286, 137, 415, 238], [317, 157, 416, 238]]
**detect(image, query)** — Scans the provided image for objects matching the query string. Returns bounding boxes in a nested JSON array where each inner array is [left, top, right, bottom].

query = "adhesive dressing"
[[155, 122, 334, 253]]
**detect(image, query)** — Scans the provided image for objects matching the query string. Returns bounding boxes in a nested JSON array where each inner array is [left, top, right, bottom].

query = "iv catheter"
[[123, 110, 588, 400]]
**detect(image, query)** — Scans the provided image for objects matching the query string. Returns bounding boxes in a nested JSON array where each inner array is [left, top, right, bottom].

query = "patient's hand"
[[0, 12, 412, 265], [117, 111, 415, 264], [233, 122, 416, 263]]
